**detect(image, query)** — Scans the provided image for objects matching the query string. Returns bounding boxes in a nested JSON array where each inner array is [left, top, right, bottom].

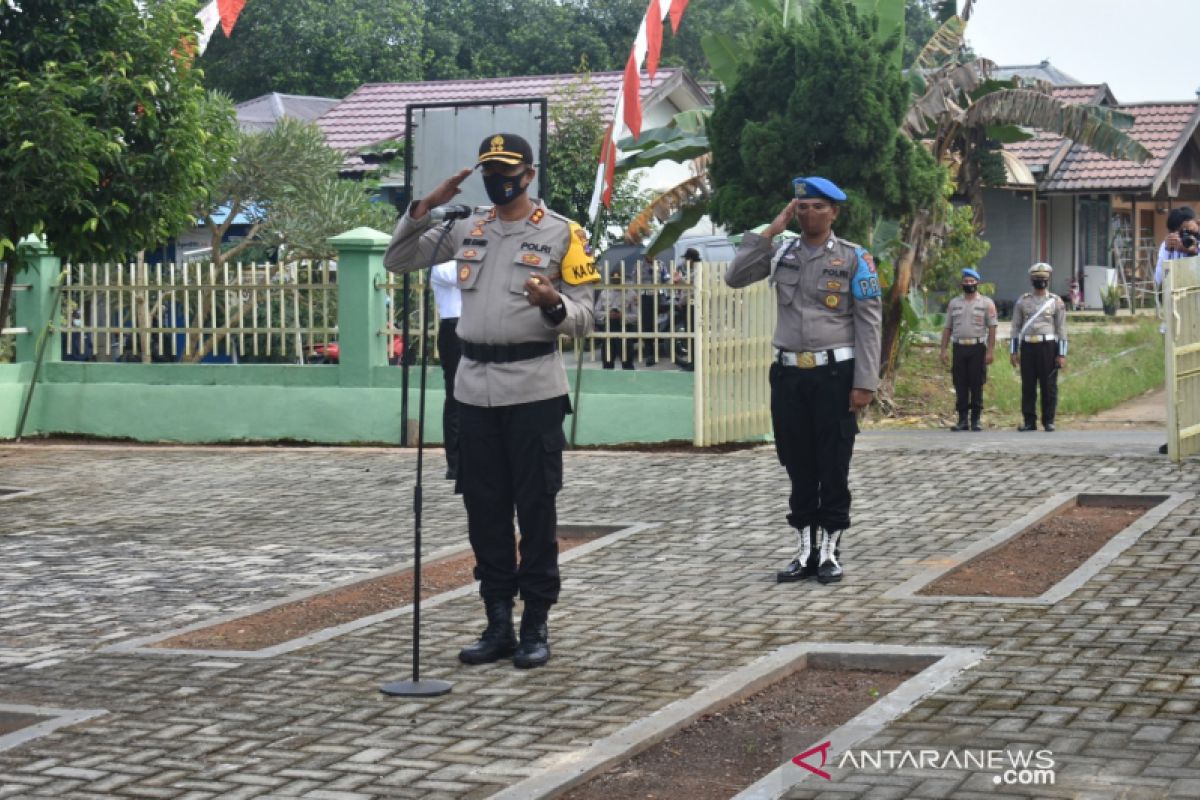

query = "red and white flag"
[[196, 0, 246, 54], [587, 0, 690, 222]]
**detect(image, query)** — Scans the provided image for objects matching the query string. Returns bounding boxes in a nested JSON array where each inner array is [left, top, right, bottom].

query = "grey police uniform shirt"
[[725, 231, 883, 392], [1009, 292, 1067, 354], [945, 294, 998, 340], [384, 200, 597, 407]]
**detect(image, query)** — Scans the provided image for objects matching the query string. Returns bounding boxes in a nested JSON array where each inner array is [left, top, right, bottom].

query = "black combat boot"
[[970, 412, 982, 432], [458, 598, 516, 665], [1017, 417, 1037, 432], [513, 603, 551, 669], [950, 412, 969, 432], [777, 525, 819, 582], [817, 528, 843, 584]]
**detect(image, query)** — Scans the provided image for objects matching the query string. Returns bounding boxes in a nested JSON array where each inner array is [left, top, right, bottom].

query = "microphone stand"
[[381, 218, 459, 698]]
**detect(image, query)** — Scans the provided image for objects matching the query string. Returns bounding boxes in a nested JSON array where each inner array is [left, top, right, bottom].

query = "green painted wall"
[[0, 364, 31, 439], [2, 231, 698, 446], [10, 362, 694, 445]]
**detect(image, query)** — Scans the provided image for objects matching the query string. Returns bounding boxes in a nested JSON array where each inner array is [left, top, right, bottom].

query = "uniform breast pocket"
[[774, 264, 802, 305], [454, 247, 486, 291], [814, 276, 850, 313], [509, 250, 558, 294]]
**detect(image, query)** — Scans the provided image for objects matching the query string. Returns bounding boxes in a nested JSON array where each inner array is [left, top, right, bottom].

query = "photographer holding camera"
[[1154, 206, 1198, 287]]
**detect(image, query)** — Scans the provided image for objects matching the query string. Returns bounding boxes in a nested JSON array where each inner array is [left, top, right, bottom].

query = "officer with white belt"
[[726, 176, 882, 585], [1010, 262, 1067, 432]]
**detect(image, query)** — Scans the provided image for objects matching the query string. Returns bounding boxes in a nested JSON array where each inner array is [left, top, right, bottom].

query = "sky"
[[964, 0, 1200, 103]]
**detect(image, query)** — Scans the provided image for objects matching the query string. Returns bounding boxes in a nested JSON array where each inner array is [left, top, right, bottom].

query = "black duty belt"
[[461, 340, 555, 364]]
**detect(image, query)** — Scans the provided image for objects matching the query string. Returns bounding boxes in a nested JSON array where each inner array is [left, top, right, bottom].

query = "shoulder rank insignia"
[[529, 208, 545, 225], [561, 222, 600, 286], [458, 265, 471, 282], [852, 247, 882, 300], [521, 253, 543, 267]]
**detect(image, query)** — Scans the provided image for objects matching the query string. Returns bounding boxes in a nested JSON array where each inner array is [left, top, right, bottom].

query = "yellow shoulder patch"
[[561, 223, 600, 286]]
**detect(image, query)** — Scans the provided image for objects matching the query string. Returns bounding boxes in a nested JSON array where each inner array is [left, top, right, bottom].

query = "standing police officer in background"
[[1010, 263, 1067, 432], [726, 177, 882, 585], [939, 267, 997, 431], [385, 133, 599, 668]]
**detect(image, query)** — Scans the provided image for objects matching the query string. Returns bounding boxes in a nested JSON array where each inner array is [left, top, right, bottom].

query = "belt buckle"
[[1028, 335, 1042, 343], [795, 351, 817, 369]]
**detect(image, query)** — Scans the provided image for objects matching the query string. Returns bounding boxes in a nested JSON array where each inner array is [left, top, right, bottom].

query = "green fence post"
[[14, 237, 61, 365], [329, 227, 392, 387]]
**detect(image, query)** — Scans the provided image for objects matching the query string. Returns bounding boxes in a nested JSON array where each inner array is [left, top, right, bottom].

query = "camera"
[[1181, 230, 1198, 249]]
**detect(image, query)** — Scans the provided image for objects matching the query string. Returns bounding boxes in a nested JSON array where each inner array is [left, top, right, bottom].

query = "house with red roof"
[[315, 69, 712, 211], [981, 72, 1200, 309]]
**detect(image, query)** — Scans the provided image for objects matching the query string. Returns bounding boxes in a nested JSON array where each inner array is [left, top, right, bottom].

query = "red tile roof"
[[1041, 101, 1200, 192], [318, 70, 694, 156]]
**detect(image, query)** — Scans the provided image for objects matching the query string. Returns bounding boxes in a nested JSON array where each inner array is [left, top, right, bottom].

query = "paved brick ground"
[[0, 434, 1196, 799]]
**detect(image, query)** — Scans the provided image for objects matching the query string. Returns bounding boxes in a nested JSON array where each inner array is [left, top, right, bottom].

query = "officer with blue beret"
[[726, 176, 882, 585], [939, 267, 998, 431]]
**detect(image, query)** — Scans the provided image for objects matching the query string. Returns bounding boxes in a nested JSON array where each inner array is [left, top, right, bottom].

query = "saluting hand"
[[414, 168, 473, 218], [849, 388, 873, 413], [762, 200, 799, 238]]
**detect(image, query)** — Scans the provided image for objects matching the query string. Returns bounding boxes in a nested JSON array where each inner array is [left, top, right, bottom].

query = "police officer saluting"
[[384, 134, 599, 668], [1010, 262, 1067, 432], [726, 177, 882, 585], [939, 267, 997, 431]]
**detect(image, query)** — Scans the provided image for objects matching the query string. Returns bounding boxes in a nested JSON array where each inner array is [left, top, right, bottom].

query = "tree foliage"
[[707, 0, 942, 244], [0, 0, 234, 261], [200, 0, 423, 101]]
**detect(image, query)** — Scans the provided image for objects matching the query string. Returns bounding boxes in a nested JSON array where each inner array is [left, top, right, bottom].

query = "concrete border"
[[489, 642, 986, 800], [0, 703, 107, 754], [101, 521, 656, 659], [881, 491, 1192, 605]]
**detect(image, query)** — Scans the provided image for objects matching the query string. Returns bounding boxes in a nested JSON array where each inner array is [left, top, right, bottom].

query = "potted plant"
[[1101, 283, 1122, 316]]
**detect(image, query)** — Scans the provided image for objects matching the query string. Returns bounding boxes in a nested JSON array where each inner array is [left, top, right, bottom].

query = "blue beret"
[[792, 176, 846, 203], [962, 268, 981, 281]]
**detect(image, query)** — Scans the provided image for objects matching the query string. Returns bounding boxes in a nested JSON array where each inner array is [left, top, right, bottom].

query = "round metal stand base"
[[380, 679, 453, 697]]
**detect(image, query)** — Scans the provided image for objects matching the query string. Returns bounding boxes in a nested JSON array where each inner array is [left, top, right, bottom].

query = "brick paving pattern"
[[0, 436, 1196, 798]]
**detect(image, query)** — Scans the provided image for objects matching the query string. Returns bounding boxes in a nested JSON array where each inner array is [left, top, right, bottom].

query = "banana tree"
[[877, 2, 1155, 395], [613, 109, 713, 257]]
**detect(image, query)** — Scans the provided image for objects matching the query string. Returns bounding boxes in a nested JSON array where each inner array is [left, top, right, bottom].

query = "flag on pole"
[[586, 0, 690, 223], [196, 0, 246, 54]]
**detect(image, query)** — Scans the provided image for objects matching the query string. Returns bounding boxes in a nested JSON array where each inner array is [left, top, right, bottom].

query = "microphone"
[[429, 204, 474, 222]]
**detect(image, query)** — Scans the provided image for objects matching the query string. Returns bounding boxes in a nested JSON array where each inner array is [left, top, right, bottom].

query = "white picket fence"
[[1166, 255, 1200, 461]]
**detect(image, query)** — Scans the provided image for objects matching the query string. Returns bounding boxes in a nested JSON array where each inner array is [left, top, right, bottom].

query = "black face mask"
[[962, 283, 978, 294], [1032, 278, 1048, 290], [482, 169, 530, 206]]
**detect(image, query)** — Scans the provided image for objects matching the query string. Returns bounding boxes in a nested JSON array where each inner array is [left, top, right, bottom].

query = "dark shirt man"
[[725, 176, 882, 585]]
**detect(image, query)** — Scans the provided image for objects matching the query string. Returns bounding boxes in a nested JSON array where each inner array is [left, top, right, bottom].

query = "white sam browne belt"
[[776, 346, 855, 368]]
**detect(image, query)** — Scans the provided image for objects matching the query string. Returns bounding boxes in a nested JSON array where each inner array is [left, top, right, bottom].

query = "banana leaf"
[[644, 203, 710, 258]]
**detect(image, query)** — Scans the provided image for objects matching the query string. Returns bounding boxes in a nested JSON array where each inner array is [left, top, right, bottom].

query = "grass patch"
[[880, 318, 1164, 427]]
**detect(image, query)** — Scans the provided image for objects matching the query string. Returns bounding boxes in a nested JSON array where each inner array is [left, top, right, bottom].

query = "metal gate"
[[1165, 255, 1200, 461], [692, 262, 776, 446]]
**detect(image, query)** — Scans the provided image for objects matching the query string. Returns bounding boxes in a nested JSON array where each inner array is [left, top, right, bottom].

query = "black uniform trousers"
[[437, 318, 461, 474], [1019, 340, 1059, 425], [598, 319, 638, 369], [769, 358, 859, 533], [951, 342, 987, 417], [456, 395, 568, 607]]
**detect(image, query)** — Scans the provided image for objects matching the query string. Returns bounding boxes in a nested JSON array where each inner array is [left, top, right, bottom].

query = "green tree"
[[707, 0, 942, 244], [200, 0, 423, 101], [198, 117, 346, 269], [0, 0, 233, 334]]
